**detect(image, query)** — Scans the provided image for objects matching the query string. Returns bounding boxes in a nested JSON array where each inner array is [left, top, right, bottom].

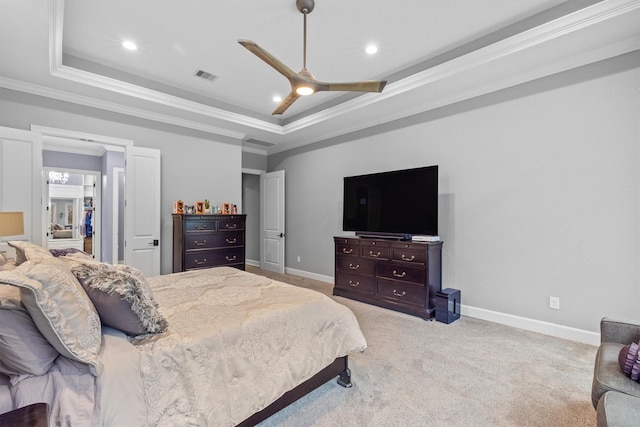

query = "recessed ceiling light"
[[122, 40, 138, 51], [365, 45, 378, 55], [273, 95, 282, 103]]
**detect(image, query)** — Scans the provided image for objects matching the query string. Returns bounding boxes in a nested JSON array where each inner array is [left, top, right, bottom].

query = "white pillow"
[[0, 258, 103, 375]]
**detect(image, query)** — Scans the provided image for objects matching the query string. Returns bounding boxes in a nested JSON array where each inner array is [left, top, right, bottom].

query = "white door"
[[0, 126, 42, 247], [260, 170, 285, 273], [125, 146, 161, 277]]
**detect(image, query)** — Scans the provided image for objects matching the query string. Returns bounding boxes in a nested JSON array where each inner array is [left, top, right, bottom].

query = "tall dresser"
[[173, 214, 246, 272], [334, 236, 443, 319]]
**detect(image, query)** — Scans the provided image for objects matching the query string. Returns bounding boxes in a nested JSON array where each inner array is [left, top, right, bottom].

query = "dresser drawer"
[[185, 248, 245, 269], [391, 247, 426, 264], [334, 237, 360, 246], [212, 231, 244, 247], [360, 246, 390, 260], [377, 278, 426, 307], [335, 272, 374, 295], [218, 217, 245, 231], [184, 219, 215, 232], [336, 243, 358, 256], [335, 256, 374, 276], [184, 232, 217, 250], [376, 262, 425, 284], [184, 232, 244, 250]]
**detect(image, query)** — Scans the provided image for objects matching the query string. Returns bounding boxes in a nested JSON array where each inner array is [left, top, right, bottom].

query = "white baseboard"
[[461, 305, 600, 346], [284, 267, 334, 284], [252, 263, 600, 346], [246, 259, 260, 267]]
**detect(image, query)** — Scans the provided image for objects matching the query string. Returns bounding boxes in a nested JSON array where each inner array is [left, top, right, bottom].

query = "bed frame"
[[237, 355, 352, 426]]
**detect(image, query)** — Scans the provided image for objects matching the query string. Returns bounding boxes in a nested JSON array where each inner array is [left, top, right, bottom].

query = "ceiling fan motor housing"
[[296, 0, 315, 14]]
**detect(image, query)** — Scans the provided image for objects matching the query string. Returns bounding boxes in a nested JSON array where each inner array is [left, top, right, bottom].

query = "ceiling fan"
[[238, 0, 387, 115]]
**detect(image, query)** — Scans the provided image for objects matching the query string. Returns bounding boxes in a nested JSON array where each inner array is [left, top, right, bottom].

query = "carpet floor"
[[247, 266, 598, 427]]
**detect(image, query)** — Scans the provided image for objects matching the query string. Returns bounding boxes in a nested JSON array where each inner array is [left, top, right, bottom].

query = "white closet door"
[[0, 126, 42, 248]]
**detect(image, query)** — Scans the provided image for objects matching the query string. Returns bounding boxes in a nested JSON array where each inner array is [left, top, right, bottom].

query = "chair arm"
[[600, 317, 640, 344]]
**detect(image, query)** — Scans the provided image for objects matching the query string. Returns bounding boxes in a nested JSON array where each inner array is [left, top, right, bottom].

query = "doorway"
[[44, 168, 101, 259]]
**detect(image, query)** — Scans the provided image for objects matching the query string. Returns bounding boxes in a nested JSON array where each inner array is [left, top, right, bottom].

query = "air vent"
[[194, 69, 217, 81]]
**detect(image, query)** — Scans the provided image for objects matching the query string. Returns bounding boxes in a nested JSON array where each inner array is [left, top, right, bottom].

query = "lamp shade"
[[0, 212, 25, 237]]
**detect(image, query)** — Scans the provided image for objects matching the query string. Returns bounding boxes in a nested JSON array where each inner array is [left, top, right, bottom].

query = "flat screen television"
[[342, 165, 438, 239]]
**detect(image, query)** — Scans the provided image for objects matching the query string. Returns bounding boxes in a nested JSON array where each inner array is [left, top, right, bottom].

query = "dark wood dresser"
[[333, 236, 443, 319], [173, 214, 246, 272]]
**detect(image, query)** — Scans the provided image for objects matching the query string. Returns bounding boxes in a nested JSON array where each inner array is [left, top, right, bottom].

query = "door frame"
[[32, 125, 135, 265], [112, 167, 125, 264]]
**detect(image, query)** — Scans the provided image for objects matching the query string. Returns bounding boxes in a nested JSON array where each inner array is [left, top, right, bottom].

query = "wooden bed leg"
[[337, 357, 352, 388]]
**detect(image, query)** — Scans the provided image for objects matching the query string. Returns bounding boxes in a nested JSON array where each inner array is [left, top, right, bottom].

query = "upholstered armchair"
[[592, 318, 640, 426]]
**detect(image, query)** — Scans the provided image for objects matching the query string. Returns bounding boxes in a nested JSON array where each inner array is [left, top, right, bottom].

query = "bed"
[[0, 241, 367, 426]]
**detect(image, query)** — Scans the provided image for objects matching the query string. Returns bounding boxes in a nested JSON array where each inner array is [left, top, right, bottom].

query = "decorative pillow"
[[619, 342, 640, 379], [7, 241, 54, 265], [0, 258, 103, 376], [0, 285, 60, 376], [70, 262, 168, 336], [49, 248, 91, 258]]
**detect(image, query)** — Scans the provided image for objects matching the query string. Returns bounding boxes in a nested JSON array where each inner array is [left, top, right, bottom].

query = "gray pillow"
[[70, 262, 168, 336], [0, 285, 59, 376], [0, 258, 103, 376]]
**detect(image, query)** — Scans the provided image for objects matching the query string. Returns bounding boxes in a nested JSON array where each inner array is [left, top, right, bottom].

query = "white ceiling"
[[1, 0, 639, 154]]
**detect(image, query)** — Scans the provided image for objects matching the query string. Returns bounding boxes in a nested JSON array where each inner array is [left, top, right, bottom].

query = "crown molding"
[[0, 76, 248, 142]]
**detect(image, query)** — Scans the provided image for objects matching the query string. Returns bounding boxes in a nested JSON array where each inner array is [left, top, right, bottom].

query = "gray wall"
[[0, 90, 243, 275], [268, 52, 640, 333], [242, 151, 267, 172]]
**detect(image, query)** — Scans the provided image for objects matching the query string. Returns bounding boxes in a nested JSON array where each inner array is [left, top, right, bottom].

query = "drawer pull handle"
[[195, 259, 207, 265], [226, 238, 237, 244], [348, 280, 359, 287], [194, 240, 207, 246], [393, 290, 406, 297], [225, 224, 237, 229], [392, 270, 406, 278], [401, 254, 415, 262], [349, 263, 360, 270], [369, 251, 381, 257], [226, 255, 237, 261], [342, 248, 353, 254], [194, 224, 208, 230]]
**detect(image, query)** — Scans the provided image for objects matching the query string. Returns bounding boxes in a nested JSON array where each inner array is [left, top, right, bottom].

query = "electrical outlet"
[[549, 296, 560, 310], [296, 256, 301, 263]]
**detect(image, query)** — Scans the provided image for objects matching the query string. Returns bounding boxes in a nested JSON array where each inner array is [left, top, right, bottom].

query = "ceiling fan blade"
[[238, 39, 296, 80], [273, 91, 301, 115], [321, 80, 387, 93]]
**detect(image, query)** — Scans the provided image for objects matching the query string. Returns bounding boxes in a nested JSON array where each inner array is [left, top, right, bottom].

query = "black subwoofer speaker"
[[435, 288, 460, 324]]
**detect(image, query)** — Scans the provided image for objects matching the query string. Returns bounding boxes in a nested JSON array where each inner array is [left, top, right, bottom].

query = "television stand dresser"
[[173, 214, 246, 272], [333, 236, 443, 319]]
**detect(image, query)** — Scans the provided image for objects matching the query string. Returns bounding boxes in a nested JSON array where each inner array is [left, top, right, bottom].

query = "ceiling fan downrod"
[[297, 0, 315, 70]]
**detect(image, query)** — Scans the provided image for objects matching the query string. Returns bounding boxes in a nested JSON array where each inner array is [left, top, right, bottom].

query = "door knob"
[[279, 232, 285, 238]]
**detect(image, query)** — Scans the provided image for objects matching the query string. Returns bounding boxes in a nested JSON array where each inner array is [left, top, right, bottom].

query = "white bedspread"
[[135, 267, 367, 427]]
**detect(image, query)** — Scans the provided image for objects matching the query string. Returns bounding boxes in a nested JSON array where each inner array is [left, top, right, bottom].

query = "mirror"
[[47, 171, 96, 254]]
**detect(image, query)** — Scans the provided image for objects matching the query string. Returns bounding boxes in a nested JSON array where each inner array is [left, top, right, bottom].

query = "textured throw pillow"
[[70, 262, 168, 336], [0, 285, 60, 376], [619, 342, 640, 380], [0, 258, 103, 376], [49, 248, 91, 258], [7, 241, 54, 265]]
